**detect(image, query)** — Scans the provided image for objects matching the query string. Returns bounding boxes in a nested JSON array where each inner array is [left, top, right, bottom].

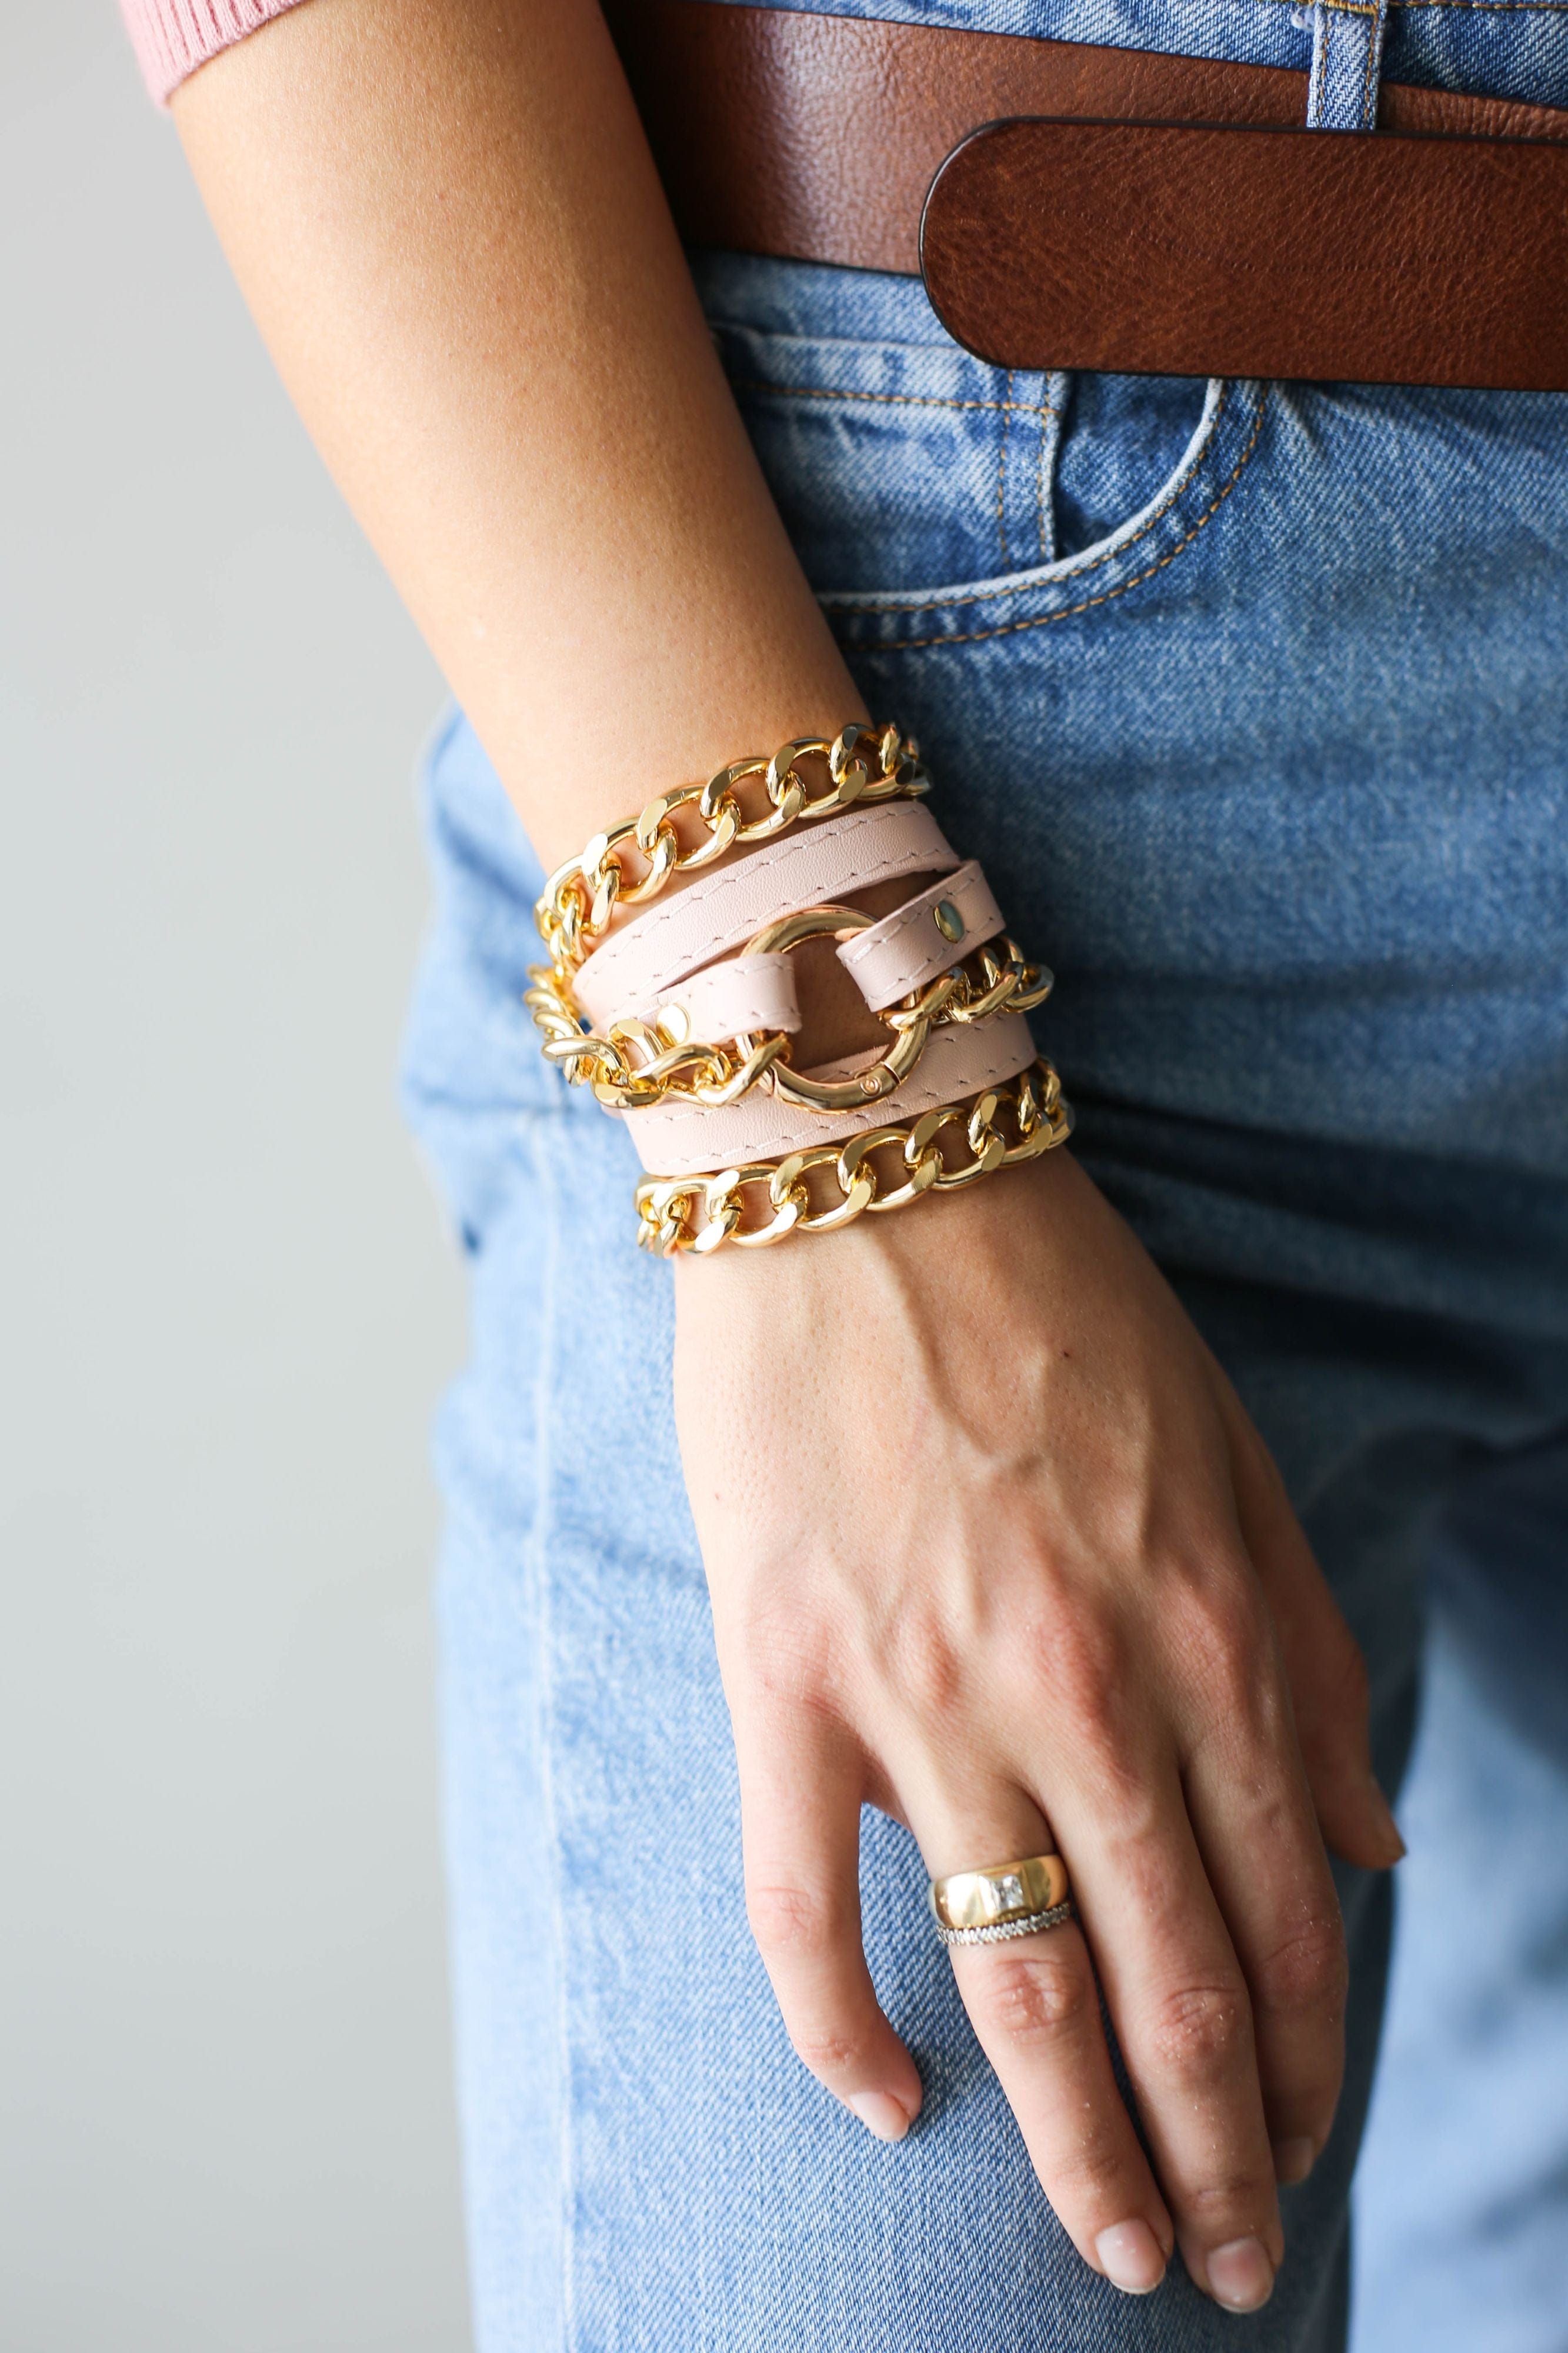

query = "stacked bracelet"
[[525, 724, 1072, 1253]]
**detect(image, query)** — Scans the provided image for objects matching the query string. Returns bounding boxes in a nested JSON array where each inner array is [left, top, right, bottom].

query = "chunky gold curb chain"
[[532, 720, 928, 980], [634, 1061, 1072, 1256]]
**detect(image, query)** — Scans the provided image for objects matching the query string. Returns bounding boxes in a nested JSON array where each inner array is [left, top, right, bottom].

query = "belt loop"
[[1306, 0, 1390, 131]]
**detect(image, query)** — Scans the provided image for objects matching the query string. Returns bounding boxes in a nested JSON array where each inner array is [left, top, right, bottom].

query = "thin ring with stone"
[[935, 1898, 1076, 1949]]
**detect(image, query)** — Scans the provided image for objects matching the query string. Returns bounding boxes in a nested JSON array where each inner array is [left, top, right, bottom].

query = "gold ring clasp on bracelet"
[[738, 903, 932, 1114]]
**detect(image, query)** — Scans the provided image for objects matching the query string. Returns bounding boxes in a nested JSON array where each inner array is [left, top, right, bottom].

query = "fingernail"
[[847, 2092, 910, 2144], [1205, 2237, 1276, 2312], [1273, 2137, 1316, 2187], [1095, 2219, 1166, 2295], [1366, 1773, 1407, 1861]]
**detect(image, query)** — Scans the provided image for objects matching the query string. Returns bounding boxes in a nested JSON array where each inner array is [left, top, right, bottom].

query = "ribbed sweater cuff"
[[119, 0, 312, 105]]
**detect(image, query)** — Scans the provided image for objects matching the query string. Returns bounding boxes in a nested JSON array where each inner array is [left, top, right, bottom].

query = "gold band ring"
[[929, 1854, 1072, 1948]]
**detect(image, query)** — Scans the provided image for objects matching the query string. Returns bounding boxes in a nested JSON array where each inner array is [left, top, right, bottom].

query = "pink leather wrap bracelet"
[[527, 724, 1067, 1224]]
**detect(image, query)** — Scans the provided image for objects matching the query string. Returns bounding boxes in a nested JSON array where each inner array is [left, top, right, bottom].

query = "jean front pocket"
[[825, 375, 1270, 662], [694, 252, 1271, 661]]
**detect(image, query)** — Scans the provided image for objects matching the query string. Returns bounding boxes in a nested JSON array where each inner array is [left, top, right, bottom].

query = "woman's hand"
[[675, 1149, 1403, 2310]]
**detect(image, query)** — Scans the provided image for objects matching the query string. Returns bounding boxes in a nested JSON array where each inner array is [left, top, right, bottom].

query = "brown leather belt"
[[605, 1, 1568, 391]]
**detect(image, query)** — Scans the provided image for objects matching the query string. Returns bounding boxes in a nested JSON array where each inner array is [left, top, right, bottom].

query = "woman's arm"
[[172, 0, 1402, 2310], [172, 0, 857, 868]]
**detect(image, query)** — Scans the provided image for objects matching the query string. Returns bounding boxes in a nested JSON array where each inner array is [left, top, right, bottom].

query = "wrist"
[[528, 717, 1070, 1254]]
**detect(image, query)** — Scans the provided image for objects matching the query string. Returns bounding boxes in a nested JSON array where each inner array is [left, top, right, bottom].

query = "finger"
[[1212, 1369, 1404, 1870], [736, 1709, 922, 2142], [1178, 1575, 1350, 2192], [1048, 1754, 1285, 2314], [916, 1784, 1173, 2298]]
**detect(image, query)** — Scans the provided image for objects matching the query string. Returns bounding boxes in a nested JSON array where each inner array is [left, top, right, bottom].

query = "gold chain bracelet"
[[525, 928, 1055, 1114], [532, 720, 928, 982], [635, 1061, 1072, 1257]]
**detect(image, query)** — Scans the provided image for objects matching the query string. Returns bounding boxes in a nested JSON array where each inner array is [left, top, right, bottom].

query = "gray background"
[[1, 12, 472, 2349]]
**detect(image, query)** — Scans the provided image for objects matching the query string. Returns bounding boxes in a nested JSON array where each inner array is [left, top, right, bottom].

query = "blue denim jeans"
[[401, 4, 1568, 2345], [1353, 1441, 1568, 2353]]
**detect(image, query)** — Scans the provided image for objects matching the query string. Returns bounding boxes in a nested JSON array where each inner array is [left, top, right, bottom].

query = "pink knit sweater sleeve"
[[118, 0, 312, 105]]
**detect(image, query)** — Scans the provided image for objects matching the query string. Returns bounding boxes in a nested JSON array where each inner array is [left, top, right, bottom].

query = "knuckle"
[[1182, 1590, 1297, 1751], [1143, 1978, 1252, 2084], [886, 1607, 967, 1723], [746, 1881, 840, 1964], [968, 1947, 1096, 2050], [1181, 2169, 1278, 2225], [1184, 1574, 1271, 1692], [1259, 1915, 1347, 2019], [729, 1607, 845, 1717], [788, 2022, 875, 2082], [1027, 1608, 1132, 1752], [1208, 1639, 1277, 1729], [1046, 2131, 1142, 2211]]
